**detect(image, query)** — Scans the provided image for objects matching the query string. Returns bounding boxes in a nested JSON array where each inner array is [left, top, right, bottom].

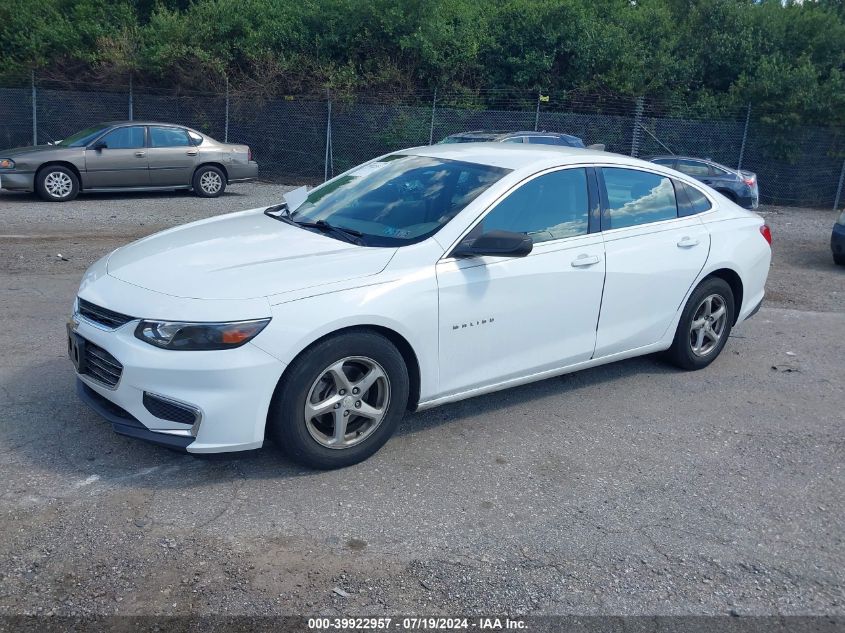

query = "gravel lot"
[[0, 184, 843, 618]]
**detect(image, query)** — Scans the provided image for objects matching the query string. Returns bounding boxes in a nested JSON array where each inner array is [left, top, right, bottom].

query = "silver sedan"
[[0, 121, 258, 201]]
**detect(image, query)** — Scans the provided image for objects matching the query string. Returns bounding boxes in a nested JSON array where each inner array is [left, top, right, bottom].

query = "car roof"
[[445, 130, 579, 140], [396, 142, 651, 171], [102, 121, 190, 127]]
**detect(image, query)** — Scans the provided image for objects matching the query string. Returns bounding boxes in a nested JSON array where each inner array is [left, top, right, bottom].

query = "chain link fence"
[[1, 76, 844, 209]]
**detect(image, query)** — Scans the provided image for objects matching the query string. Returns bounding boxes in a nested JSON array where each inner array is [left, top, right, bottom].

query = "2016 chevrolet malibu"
[[69, 144, 772, 469]]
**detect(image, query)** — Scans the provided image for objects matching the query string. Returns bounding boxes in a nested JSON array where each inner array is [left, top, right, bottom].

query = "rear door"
[[83, 126, 149, 188], [146, 126, 199, 186], [593, 166, 710, 357]]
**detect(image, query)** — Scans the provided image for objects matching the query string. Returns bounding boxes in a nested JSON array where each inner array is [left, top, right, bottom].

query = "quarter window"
[[477, 168, 590, 243], [187, 131, 204, 145], [601, 167, 678, 229], [676, 181, 712, 216], [675, 159, 711, 177], [149, 127, 191, 148], [97, 126, 145, 150]]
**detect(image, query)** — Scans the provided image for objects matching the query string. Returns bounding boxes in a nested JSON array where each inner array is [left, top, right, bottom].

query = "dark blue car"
[[648, 155, 759, 209]]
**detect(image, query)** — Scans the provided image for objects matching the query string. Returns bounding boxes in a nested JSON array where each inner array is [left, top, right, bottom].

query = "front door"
[[436, 167, 606, 396], [593, 166, 710, 357], [146, 126, 200, 186], [83, 126, 149, 188]]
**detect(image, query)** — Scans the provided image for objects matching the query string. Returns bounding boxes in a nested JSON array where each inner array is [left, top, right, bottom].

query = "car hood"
[[106, 209, 397, 300], [2, 144, 61, 156]]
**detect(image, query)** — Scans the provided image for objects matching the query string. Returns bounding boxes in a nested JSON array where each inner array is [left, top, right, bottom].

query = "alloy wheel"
[[689, 293, 728, 357], [304, 356, 390, 449], [44, 171, 73, 198], [199, 171, 222, 194]]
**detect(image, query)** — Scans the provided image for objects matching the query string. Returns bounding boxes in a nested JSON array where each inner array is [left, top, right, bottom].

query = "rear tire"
[[192, 165, 226, 198], [666, 277, 735, 370], [268, 330, 409, 469], [834, 253, 845, 266], [36, 166, 79, 202]]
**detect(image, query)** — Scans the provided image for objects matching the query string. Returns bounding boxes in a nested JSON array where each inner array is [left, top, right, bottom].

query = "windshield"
[[289, 155, 510, 246], [58, 124, 111, 147]]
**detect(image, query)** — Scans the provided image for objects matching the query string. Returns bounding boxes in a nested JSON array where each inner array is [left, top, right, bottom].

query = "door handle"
[[571, 254, 601, 268], [134, 151, 146, 157], [677, 236, 699, 248], [186, 150, 198, 156]]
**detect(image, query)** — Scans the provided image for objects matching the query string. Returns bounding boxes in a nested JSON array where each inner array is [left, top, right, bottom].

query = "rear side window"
[[651, 158, 675, 167], [501, 137, 526, 143], [601, 167, 678, 230], [676, 181, 712, 216], [98, 126, 145, 150], [478, 168, 590, 243], [149, 127, 191, 148], [675, 159, 711, 177], [525, 136, 560, 145]]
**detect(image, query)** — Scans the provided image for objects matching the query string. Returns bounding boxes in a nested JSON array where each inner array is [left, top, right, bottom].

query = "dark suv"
[[648, 155, 758, 209], [439, 130, 588, 148]]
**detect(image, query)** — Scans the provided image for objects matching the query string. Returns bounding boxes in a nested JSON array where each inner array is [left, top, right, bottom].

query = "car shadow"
[[1, 352, 676, 489]]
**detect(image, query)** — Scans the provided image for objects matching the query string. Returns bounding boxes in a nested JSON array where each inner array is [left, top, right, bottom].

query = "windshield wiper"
[[295, 220, 365, 245], [264, 206, 364, 245]]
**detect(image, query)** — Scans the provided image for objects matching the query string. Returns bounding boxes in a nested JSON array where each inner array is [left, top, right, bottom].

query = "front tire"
[[268, 331, 410, 469], [36, 166, 79, 202], [666, 277, 735, 370], [192, 165, 226, 198]]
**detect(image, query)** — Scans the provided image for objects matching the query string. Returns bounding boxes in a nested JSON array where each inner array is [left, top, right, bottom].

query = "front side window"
[[475, 168, 590, 243], [149, 127, 191, 148], [289, 155, 510, 246], [97, 126, 145, 150], [675, 159, 711, 177], [602, 167, 677, 229]]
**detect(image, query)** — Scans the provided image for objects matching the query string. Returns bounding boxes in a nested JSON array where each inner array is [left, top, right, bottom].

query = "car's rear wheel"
[[834, 253, 845, 266], [36, 166, 79, 202], [192, 165, 226, 198], [268, 331, 409, 469], [666, 277, 735, 370]]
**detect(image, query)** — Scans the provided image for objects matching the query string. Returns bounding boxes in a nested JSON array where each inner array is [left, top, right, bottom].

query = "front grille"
[[143, 393, 199, 426], [82, 342, 123, 388], [78, 298, 134, 329]]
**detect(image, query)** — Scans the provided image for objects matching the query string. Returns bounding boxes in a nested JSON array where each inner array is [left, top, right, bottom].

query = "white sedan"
[[69, 144, 772, 469]]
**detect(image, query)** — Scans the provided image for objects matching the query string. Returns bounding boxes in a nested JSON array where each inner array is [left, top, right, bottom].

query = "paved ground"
[[0, 185, 842, 617]]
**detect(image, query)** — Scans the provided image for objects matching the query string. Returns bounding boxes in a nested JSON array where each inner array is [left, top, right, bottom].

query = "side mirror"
[[451, 230, 533, 259], [91, 141, 107, 151]]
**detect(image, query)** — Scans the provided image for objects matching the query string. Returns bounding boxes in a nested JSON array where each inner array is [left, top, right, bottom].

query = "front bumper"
[[831, 223, 845, 258], [0, 171, 36, 192], [227, 161, 258, 183], [70, 314, 286, 453]]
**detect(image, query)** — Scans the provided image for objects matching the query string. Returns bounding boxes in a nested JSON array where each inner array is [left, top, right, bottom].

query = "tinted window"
[[97, 126, 145, 150], [149, 127, 190, 148], [289, 156, 509, 246], [602, 168, 677, 229], [477, 168, 589, 243], [675, 159, 711, 177], [676, 181, 712, 217]]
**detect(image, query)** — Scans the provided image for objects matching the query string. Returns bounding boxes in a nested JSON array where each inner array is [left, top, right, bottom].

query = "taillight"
[[760, 224, 772, 245], [247, 147, 253, 162], [743, 176, 756, 187]]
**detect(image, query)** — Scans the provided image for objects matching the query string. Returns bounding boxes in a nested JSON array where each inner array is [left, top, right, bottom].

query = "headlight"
[[838, 209, 845, 226], [0, 159, 14, 169], [134, 318, 270, 351]]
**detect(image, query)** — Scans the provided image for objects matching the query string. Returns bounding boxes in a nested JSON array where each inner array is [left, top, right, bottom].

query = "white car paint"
[[70, 144, 771, 454]]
